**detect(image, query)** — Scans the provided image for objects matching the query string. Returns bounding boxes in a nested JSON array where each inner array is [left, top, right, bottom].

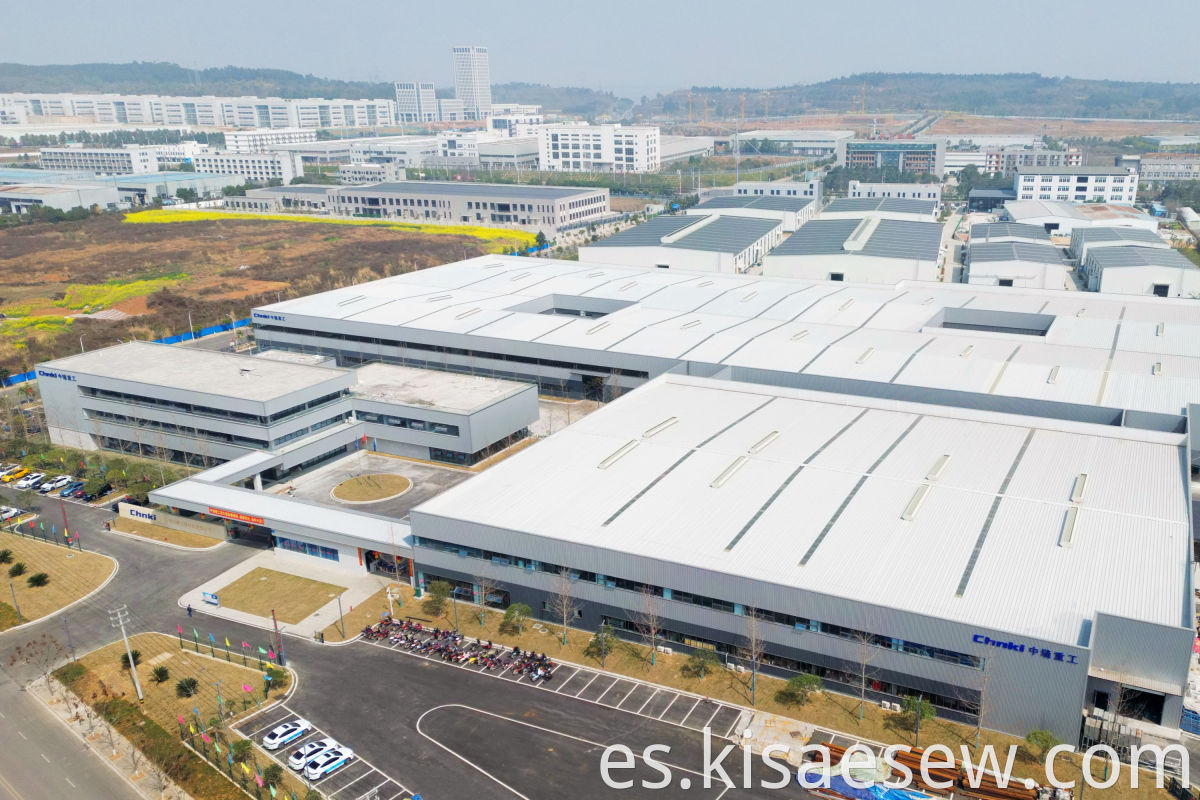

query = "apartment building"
[[836, 138, 945, 176], [39, 144, 160, 175], [225, 128, 318, 154], [1119, 152, 1200, 183], [394, 81, 438, 123], [1014, 166, 1138, 205], [538, 124, 660, 173], [190, 151, 304, 184], [451, 46, 492, 120], [983, 144, 1082, 177]]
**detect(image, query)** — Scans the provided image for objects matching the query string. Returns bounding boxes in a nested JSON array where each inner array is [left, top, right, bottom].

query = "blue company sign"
[[973, 634, 1078, 665], [128, 507, 158, 523], [253, 311, 286, 323], [36, 369, 76, 382]]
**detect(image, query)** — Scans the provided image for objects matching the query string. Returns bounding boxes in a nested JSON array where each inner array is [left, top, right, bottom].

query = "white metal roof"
[[256, 255, 1200, 417], [414, 374, 1191, 645]]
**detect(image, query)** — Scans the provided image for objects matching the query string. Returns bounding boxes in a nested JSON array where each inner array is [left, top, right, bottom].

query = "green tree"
[[175, 188, 197, 203], [902, 695, 937, 746], [231, 738, 252, 763], [777, 673, 822, 707], [262, 763, 284, 787], [500, 602, 532, 635], [8, 562, 25, 578], [152, 665, 170, 683], [422, 580, 451, 617], [534, 231, 548, 248], [120, 649, 142, 669], [175, 676, 199, 697], [682, 647, 722, 679], [0, 549, 12, 564], [26, 572, 48, 587], [583, 623, 617, 668], [1025, 729, 1061, 764]]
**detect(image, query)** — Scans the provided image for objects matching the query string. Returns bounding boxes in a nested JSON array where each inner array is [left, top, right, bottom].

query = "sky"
[[2, 0, 1197, 100]]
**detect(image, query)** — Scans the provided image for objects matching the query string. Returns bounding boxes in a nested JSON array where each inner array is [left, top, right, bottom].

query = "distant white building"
[[224, 128, 318, 154], [539, 124, 660, 173], [0, 182, 119, 213], [394, 82, 438, 124], [661, 135, 715, 164], [349, 137, 439, 168], [432, 130, 508, 167], [451, 46, 492, 120], [488, 113, 544, 138], [39, 144, 160, 175], [731, 179, 822, 202], [1083, 246, 1200, 297], [437, 98, 466, 123], [490, 102, 541, 116], [965, 242, 1071, 290], [145, 140, 208, 165], [717, 129, 852, 158], [337, 162, 406, 185], [1002, 200, 1159, 236], [1013, 166, 1137, 205], [191, 150, 304, 184], [847, 180, 941, 205]]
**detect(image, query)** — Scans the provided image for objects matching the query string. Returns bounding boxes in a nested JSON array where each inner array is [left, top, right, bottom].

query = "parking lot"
[[237, 704, 412, 800]]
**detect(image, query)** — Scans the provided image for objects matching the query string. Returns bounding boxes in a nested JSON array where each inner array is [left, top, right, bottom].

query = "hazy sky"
[[3, 0, 1197, 100]]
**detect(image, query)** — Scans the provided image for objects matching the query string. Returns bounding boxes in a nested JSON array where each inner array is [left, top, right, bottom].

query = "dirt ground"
[[931, 114, 1200, 139]]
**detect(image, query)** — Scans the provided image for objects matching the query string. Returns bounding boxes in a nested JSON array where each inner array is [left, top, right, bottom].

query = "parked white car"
[[15, 472, 45, 490], [0, 507, 21, 520], [261, 719, 311, 750], [39, 475, 72, 494], [304, 747, 354, 780], [288, 738, 337, 771]]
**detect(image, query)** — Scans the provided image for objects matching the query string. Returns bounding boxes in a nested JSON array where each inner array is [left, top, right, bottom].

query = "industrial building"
[[715, 129, 852, 158], [39, 144, 159, 175], [820, 197, 938, 222], [1081, 246, 1200, 297], [660, 135, 716, 164], [847, 180, 941, 205], [476, 138, 540, 172], [1014, 166, 1138, 205], [189, 150, 304, 184], [1003, 200, 1160, 236], [836, 138, 945, 177], [0, 182, 119, 213], [224, 185, 340, 213], [329, 181, 609, 234], [538, 124, 661, 173], [964, 242, 1071, 290], [731, 179, 822, 201], [1068, 226, 1169, 264], [969, 222, 1053, 245], [687, 195, 815, 232], [579, 214, 783, 274], [763, 218, 942, 283], [1118, 152, 1200, 183], [224, 128, 318, 154], [0, 168, 234, 205], [336, 162, 406, 185]]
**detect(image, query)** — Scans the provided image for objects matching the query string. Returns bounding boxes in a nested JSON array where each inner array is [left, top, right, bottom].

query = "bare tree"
[[741, 610, 766, 706], [631, 587, 664, 666], [128, 743, 144, 777], [100, 720, 121, 757], [957, 657, 993, 750], [474, 574, 501, 626], [547, 569, 580, 645], [8, 634, 65, 697], [851, 628, 878, 722]]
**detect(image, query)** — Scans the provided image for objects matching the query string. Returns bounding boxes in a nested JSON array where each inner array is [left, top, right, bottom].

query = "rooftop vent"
[[1152, 361, 1163, 376], [642, 417, 678, 439], [680, 320, 701, 330], [1156, 322, 1165, 337], [1070, 473, 1088, 503], [901, 484, 931, 521], [427, 294, 453, 302], [748, 430, 780, 454], [839, 299, 855, 312], [925, 454, 951, 482], [586, 271, 605, 278], [586, 321, 611, 335], [454, 308, 481, 320], [959, 345, 974, 358], [856, 347, 875, 364], [1059, 506, 1079, 548], [335, 295, 366, 307], [619, 281, 638, 291], [741, 290, 758, 302], [697, 280, 714, 288], [509, 271, 531, 281], [710, 456, 748, 489], [842, 215, 881, 252], [1047, 365, 1060, 385], [598, 439, 639, 470], [790, 329, 810, 341]]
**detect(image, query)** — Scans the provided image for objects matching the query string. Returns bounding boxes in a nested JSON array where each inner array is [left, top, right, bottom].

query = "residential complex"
[[451, 45, 492, 120], [39, 144, 160, 175], [538, 124, 661, 173], [836, 138, 945, 176], [1014, 166, 1138, 205], [190, 150, 304, 184]]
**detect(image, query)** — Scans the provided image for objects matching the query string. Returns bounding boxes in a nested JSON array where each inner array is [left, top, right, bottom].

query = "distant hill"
[[633, 73, 1200, 120], [0, 62, 633, 118]]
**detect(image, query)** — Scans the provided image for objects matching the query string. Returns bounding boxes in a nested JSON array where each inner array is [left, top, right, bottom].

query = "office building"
[[580, 214, 784, 274], [763, 217, 942, 283], [349, 137, 440, 168], [437, 99, 466, 123], [431, 131, 509, 167], [847, 180, 941, 205], [394, 81, 438, 124], [329, 181, 609, 234], [732, 179, 822, 202], [539, 124, 660, 173], [190, 150, 304, 184], [337, 162, 406, 185], [451, 46, 492, 120], [224, 128, 318, 154], [837, 138, 945, 177], [489, 113, 544, 138], [39, 144, 159, 175], [984, 144, 1082, 177], [1014, 166, 1138, 205], [1120, 152, 1200, 183], [145, 140, 208, 165]]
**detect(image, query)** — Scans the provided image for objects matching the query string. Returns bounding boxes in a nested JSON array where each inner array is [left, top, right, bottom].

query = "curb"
[[106, 526, 225, 552], [0, 550, 120, 637]]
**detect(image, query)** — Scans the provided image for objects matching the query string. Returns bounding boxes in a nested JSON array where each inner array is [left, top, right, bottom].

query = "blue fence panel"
[[1182, 708, 1200, 736]]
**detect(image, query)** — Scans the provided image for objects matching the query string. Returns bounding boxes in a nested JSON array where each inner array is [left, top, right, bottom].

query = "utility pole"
[[8, 580, 22, 622], [109, 606, 143, 702], [270, 608, 285, 666], [336, 595, 345, 638]]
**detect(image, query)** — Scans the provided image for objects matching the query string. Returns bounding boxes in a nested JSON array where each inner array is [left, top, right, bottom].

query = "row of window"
[[82, 385, 347, 427], [86, 409, 268, 449], [412, 535, 983, 670], [275, 535, 339, 562], [357, 411, 459, 436]]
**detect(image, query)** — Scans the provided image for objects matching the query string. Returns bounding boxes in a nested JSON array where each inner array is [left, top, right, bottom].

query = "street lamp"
[[78, 334, 87, 354]]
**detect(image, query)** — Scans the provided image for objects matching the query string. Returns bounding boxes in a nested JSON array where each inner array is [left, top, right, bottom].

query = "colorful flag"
[[258, 646, 267, 655], [241, 641, 249, 649], [255, 776, 263, 788], [268, 648, 275, 660], [189, 724, 195, 734], [192, 707, 199, 717], [208, 632, 215, 643], [201, 733, 210, 744], [225, 637, 231, 647], [242, 684, 252, 693], [193, 628, 199, 639], [177, 715, 185, 725], [269, 786, 276, 798], [241, 762, 250, 775], [213, 741, 222, 754], [177, 624, 183, 635]]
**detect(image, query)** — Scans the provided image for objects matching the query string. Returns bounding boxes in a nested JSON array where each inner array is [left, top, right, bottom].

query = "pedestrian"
[[186, 604, 193, 617]]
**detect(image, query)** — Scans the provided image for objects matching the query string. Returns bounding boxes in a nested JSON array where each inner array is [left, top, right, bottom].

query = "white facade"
[[432, 130, 508, 167], [1014, 166, 1138, 205], [763, 217, 943, 284], [539, 124, 660, 173], [1003, 200, 1160, 237], [190, 150, 304, 184], [39, 144, 159, 175], [224, 128, 318, 154], [394, 81, 438, 123], [847, 180, 941, 204], [337, 162, 406, 185], [964, 243, 1071, 290], [349, 137, 439, 168], [488, 113, 544, 137], [732, 179, 822, 201], [0, 182, 120, 213], [660, 135, 715, 164], [1083, 247, 1200, 297], [450, 46, 492, 120], [1128, 152, 1200, 183], [145, 140, 208, 164], [437, 98, 466, 123], [983, 144, 1082, 177]]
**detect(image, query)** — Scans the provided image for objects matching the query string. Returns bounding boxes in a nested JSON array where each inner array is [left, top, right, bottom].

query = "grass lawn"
[[216, 567, 347, 625], [331, 473, 411, 502], [401, 586, 1171, 800], [0, 530, 116, 630], [321, 581, 406, 643], [113, 518, 223, 549]]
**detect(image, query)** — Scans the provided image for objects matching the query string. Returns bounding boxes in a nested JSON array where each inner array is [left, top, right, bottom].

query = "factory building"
[[763, 217, 942, 283], [579, 214, 784, 274]]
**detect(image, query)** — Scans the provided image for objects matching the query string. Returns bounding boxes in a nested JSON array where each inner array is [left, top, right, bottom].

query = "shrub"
[[422, 580, 450, 617], [500, 603, 532, 635], [120, 649, 141, 669], [151, 665, 169, 683], [262, 763, 284, 787], [174, 677, 198, 698], [231, 738, 252, 763], [26, 572, 49, 587], [0, 549, 11, 564], [681, 648, 721, 679], [777, 673, 822, 707], [8, 562, 25, 578], [265, 666, 287, 686]]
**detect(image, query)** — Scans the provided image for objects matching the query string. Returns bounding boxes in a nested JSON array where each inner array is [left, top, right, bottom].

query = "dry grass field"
[[330, 473, 411, 502], [0, 530, 115, 630], [215, 567, 347, 625], [931, 113, 1200, 139], [112, 517, 223, 549]]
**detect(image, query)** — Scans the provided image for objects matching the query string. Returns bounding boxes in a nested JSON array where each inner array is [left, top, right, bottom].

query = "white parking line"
[[382, 790, 409, 800], [701, 705, 722, 730], [656, 693, 679, 719], [594, 678, 621, 703], [246, 709, 295, 738], [636, 688, 659, 714], [329, 769, 377, 797], [676, 697, 701, 723], [571, 672, 600, 698]]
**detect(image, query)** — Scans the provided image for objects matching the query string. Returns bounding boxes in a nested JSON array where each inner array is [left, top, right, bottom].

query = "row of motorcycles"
[[360, 618, 557, 682]]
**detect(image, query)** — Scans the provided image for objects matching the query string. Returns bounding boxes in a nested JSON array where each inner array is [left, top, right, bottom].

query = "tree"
[[25, 572, 48, 587], [902, 695, 937, 746], [851, 628, 877, 722], [535, 231, 548, 248], [119, 649, 142, 670], [631, 587, 664, 666], [262, 763, 284, 787], [127, 743, 144, 777], [682, 647, 721, 679], [777, 673, 822, 707], [583, 623, 617, 669], [1025, 729, 1060, 764], [473, 574, 501, 625], [0, 549, 11, 564], [500, 602, 532, 635], [231, 738, 252, 763], [8, 562, 25, 578], [152, 665, 170, 683], [741, 610, 766, 706], [175, 677, 199, 697], [547, 569, 580, 645], [8, 635, 65, 697], [422, 580, 451, 617], [175, 188, 198, 203]]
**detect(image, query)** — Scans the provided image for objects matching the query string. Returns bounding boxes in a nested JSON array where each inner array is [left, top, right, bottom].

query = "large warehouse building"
[[763, 217, 942, 283], [579, 213, 784, 274]]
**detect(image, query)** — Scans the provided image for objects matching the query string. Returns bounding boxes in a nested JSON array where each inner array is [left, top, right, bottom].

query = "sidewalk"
[[179, 549, 391, 638], [28, 676, 195, 800]]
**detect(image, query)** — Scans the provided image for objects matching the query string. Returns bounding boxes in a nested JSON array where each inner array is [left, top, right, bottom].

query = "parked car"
[[15, 472, 45, 490], [304, 747, 354, 780], [69, 485, 88, 499], [262, 719, 311, 751], [39, 475, 72, 494], [0, 507, 21, 520], [2, 468, 29, 483], [60, 481, 85, 498], [82, 483, 112, 502], [0, 464, 19, 477], [288, 738, 338, 771]]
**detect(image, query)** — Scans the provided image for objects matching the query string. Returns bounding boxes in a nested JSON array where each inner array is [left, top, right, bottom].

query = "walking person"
[[186, 604, 193, 617]]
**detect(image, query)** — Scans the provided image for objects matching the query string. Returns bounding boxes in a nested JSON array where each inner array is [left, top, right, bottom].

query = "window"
[[998, 279, 1014, 287], [829, 272, 844, 282], [275, 536, 339, 562]]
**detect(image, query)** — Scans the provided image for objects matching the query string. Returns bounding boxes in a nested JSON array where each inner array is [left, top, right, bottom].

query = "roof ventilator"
[[680, 320, 701, 330], [1047, 365, 1060, 385], [748, 431, 780, 454], [1070, 473, 1088, 503], [959, 345, 974, 358], [926, 453, 951, 482], [856, 347, 875, 364], [1059, 506, 1079, 548], [790, 329, 809, 341], [1156, 322, 1165, 337], [335, 295, 366, 307], [427, 294, 453, 302], [454, 308, 481, 320], [1152, 362, 1163, 376], [741, 290, 758, 302], [619, 281, 638, 291], [839, 299, 855, 312], [642, 417, 678, 439], [710, 456, 747, 489], [901, 484, 931, 521], [509, 272, 531, 281], [586, 321, 611, 335], [598, 439, 639, 470], [697, 280, 714, 288]]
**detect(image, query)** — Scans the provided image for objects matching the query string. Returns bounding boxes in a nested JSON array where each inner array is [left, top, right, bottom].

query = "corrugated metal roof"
[[1090, 246, 1198, 270], [769, 218, 861, 255], [414, 374, 1189, 645], [970, 222, 1051, 243], [1073, 227, 1166, 247], [824, 197, 935, 216], [969, 242, 1067, 264], [695, 195, 813, 213], [588, 214, 780, 254], [586, 214, 707, 247]]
